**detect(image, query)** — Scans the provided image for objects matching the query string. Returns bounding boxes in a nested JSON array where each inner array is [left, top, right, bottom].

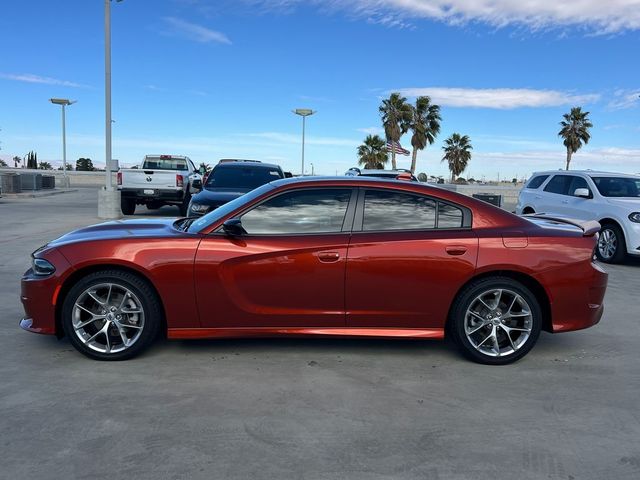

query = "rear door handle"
[[446, 246, 467, 256], [318, 251, 340, 263]]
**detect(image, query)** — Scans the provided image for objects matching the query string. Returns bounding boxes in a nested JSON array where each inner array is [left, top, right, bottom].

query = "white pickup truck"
[[117, 155, 203, 216]]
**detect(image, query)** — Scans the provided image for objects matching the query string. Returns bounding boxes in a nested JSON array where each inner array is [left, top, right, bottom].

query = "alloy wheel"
[[464, 288, 533, 357], [597, 228, 617, 261], [72, 282, 145, 354]]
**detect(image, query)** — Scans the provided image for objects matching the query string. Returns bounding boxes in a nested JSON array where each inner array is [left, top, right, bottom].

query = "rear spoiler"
[[523, 214, 601, 237]]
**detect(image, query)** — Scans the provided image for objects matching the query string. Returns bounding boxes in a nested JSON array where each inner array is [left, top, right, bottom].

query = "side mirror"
[[574, 188, 591, 198], [222, 218, 245, 236], [192, 178, 202, 190]]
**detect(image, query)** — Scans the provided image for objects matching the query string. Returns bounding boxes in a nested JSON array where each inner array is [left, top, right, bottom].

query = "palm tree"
[[13, 156, 21, 168], [408, 96, 441, 174], [379, 92, 412, 169], [558, 107, 592, 170], [357, 135, 388, 169], [38, 161, 53, 170], [442, 133, 473, 183]]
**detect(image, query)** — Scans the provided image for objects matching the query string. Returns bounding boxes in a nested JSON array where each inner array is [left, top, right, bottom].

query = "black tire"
[[121, 197, 136, 215], [179, 190, 191, 217], [595, 223, 626, 264], [522, 207, 535, 214], [449, 277, 542, 365], [61, 270, 162, 361]]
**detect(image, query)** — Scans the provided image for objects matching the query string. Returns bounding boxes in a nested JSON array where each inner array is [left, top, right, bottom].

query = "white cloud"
[[0, 73, 89, 88], [253, 0, 640, 33], [607, 89, 640, 110], [162, 17, 231, 44], [357, 127, 384, 135], [242, 132, 359, 147], [394, 87, 601, 109]]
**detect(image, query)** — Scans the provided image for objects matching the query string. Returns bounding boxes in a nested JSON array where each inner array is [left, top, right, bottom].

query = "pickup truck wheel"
[[146, 201, 162, 210], [596, 223, 626, 264], [179, 191, 191, 217], [121, 198, 135, 215]]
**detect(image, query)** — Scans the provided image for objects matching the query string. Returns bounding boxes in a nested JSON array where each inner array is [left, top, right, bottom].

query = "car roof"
[[530, 170, 640, 179], [214, 161, 281, 170]]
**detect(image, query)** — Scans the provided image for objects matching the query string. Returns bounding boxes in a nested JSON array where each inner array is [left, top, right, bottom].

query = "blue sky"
[[1, 0, 639, 179]]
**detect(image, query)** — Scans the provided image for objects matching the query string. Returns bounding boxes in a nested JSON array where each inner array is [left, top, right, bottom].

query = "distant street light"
[[49, 98, 76, 187], [293, 109, 315, 176]]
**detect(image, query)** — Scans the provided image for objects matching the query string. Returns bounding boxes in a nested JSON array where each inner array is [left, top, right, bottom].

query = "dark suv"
[[187, 160, 284, 216]]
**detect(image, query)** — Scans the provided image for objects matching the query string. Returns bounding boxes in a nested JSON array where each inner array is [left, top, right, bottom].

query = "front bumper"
[[623, 222, 640, 256], [20, 249, 72, 337]]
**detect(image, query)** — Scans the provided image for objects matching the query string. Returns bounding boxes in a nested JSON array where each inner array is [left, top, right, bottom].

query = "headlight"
[[32, 258, 56, 276], [190, 203, 209, 213], [629, 212, 640, 223]]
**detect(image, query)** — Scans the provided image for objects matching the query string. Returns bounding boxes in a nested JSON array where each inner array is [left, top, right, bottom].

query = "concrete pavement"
[[1, 188, 639, 479]]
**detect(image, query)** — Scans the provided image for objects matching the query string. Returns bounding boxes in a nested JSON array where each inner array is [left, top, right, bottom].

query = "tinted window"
[[543, 175, 573, 195], [240, 189, 352, 234], [206, 166, 283, 190], [142, 157, 188, 170], [438, 203, 464, 228], [526, 175, 549, 189], [363, 190, 436, 231], [591, 177, 640, 198], [568, 176, 590, 196]]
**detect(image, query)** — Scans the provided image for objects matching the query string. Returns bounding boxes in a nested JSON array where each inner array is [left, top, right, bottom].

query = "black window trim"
[[210, 186, 358, 237], [352, 187, 472, 233]]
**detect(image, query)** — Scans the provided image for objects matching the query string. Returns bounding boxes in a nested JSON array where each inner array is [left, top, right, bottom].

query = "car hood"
[[606, 198, 640, 209], [192, 188, 251, 205], [47, 219, 185, 247]]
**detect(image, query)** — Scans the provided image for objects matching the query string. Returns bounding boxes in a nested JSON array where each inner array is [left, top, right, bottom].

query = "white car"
[[516, 170, 640, 263]]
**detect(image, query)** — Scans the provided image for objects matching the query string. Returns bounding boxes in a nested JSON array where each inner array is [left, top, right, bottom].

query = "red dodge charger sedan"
[[21, 177, 607, 364]]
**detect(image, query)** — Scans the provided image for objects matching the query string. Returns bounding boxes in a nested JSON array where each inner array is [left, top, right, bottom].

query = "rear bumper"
[[534, 261, 608, 333], [119, 188, 185, 204]]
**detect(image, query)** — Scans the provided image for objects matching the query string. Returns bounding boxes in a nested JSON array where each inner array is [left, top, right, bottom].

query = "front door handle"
[[446, 245, 467, 256], [318, 251, 340, 263]]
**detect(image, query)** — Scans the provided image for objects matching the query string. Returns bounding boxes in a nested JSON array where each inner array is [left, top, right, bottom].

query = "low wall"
[[0, 168, 116, 188]]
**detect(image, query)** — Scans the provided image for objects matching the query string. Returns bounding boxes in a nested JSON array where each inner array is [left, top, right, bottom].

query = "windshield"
[[591, 177, 640, 198], [142, 157, 188, 170], [187, 183, 276, 233], [206, 166, 282, 190]]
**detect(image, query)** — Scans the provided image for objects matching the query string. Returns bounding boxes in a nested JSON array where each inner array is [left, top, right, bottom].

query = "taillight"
[[117, 172, 122, 185], [176, 174, 183, 187]]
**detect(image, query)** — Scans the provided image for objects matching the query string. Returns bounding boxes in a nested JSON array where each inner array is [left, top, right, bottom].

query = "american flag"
[[386, 140, 410, 156]]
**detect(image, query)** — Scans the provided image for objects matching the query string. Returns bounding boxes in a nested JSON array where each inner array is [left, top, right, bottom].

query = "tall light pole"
[[98, 0, 122, 218], [49, 98, 75, 188], [293, 109, 315, 176]]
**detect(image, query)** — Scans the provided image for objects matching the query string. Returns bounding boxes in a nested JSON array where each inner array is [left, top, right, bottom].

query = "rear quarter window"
[[525, 175, 549, 189]]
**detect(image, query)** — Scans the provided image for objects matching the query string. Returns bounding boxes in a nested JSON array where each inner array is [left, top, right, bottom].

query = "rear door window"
[[543, 175, 573, 195]]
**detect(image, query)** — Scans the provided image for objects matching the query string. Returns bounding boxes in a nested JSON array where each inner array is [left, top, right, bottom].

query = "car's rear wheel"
[[62, 270, 161, 360], [121, 198, 135, 215], [522, 207, 535, 214], [449, 277, 542, 365], [596, 223, 626, 264]]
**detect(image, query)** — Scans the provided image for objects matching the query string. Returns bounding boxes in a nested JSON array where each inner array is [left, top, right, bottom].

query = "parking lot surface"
[[1, 188, 639, 479]]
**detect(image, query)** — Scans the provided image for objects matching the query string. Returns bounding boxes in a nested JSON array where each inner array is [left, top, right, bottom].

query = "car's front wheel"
[[62, 270, 162, 360], [449, 277, 542, 365], [596, 223, 626, 264]]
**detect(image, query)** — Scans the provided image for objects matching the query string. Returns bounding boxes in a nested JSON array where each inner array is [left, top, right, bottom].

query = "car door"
[[194, 187, 356, 328], [538, 174, 573, 215], [560, 175, 595, 220], [345, 188, 478, 329]]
